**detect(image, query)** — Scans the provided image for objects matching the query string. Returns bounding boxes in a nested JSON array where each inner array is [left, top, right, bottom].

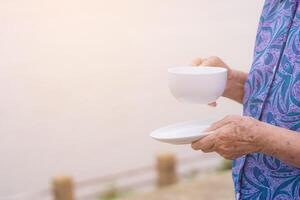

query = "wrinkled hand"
[[191, 115, 264, 160]]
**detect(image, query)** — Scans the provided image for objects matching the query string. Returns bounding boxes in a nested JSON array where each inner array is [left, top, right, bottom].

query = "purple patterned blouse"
[[233, 0, 300, 199]]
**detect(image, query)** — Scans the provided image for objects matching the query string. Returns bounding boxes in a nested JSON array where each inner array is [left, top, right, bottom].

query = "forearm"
[[223, 70, 248, 104], [258, 122, 300, 167]]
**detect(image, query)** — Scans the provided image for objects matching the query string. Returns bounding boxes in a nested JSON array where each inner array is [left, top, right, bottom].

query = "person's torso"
[[234, 0, 300, 199]]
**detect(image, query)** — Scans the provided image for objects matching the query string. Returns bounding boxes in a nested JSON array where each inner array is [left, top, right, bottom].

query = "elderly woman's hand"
[[191, 115, 264, 160], [191, 56, 248, 104]]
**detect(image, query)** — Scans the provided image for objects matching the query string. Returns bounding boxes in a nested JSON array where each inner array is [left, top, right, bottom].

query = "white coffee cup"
[[168, 66, 227, 104]]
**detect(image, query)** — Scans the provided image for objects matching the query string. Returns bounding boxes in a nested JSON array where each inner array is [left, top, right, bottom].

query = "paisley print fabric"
[[233, 0, 300, 199]]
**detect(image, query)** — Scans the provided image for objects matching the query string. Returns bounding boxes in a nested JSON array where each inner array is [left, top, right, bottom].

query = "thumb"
[[191, 58, 204, 66]]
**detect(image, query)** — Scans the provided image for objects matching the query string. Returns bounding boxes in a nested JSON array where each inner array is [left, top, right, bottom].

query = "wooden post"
[[52, 175, 74, 200], [156, 152, 178, 187]]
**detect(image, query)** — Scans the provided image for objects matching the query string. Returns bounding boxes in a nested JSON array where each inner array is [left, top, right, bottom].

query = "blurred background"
[[0, 0, 263, 199]]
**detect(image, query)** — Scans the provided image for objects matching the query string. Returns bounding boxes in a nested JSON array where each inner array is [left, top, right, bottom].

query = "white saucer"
[[150, 120, 213, 145]]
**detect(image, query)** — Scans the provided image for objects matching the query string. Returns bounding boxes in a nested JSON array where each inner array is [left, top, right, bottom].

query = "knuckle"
[[191, 142, 202, 150], [202, 148, 210, 153], [192, 58, 201, 65], [217, 144, 226, 151], [214, 144, 222, 152], [191, 143, 198, 150], [216, 147, 238, 160]]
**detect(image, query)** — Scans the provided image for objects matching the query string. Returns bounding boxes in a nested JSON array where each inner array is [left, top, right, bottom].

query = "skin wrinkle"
[[258, 123, 300, 166]]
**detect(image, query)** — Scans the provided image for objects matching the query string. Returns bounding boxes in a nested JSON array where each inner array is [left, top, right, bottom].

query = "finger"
[[191, 131, 217, 152], [191, 58, 204, 66], [193, 123, 234, 153], [201, 56, 227, 67], [201, 57, 220, 67], [208, 102, 217, 107], [205, 115, 236, 132], [201, 59, 214, 66]]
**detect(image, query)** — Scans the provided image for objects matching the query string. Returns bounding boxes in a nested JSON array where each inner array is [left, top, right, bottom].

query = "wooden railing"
[[2, 153, 220, 200]]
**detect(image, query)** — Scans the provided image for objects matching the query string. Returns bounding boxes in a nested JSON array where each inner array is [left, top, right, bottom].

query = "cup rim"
[[168, 66, 227, 75]]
